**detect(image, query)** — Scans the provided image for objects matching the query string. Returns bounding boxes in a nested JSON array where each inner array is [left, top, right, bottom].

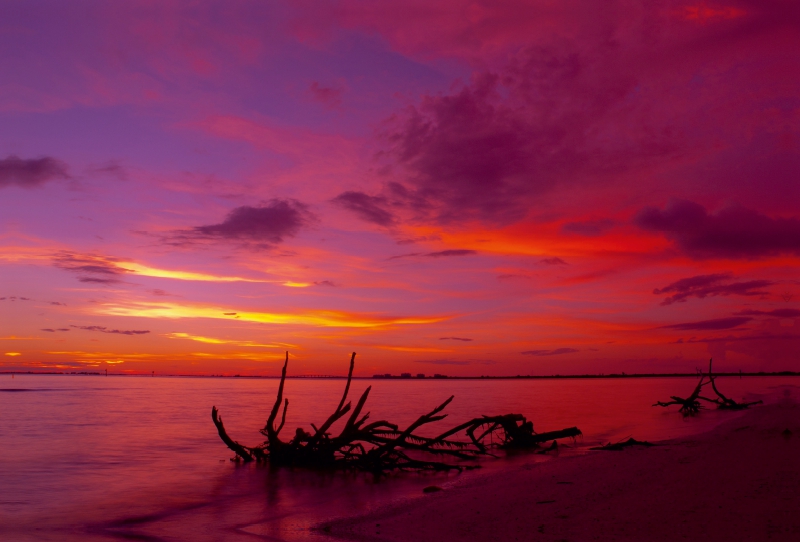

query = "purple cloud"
[[521, 348, 579, 356], [439, 337, 473, 342], [78, 277, 124, 284], [332, 191, 395, 226], [379, 39, 684, 225], [0, 155, 69, 188], [192, 199, 313, 244], [70, 325, 150, 336], [654, 273, 773, 305], [41, 328, 70, 333], [636, 199, 800, 259], [737, 309, 800, 319], [314, 280, 337, 287], [425, 249, 477, 257], [562, 218, 615, 236], [540, 257, 567, 265], [661, 317, 752, 331], [388, 249, 477, 260], [52, 252, 129, 275], [309, 82, 343, 109]]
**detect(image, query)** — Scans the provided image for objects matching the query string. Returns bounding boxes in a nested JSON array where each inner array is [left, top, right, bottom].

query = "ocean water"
[[0, 373, 794, 541]]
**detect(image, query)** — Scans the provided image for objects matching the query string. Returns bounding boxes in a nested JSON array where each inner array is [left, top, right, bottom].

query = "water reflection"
[[0, 374, 795, 541]]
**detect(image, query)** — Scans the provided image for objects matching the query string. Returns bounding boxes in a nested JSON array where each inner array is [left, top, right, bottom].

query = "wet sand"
[[321, 400, 800, 541]]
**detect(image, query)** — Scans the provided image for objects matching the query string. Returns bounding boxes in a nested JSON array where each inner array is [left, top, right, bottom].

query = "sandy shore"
[[321, 399, 800, 541]]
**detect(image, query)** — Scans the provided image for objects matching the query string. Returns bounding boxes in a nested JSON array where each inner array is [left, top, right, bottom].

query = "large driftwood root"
[[653, 359, 763, 416], [212, 352, 582, 472]]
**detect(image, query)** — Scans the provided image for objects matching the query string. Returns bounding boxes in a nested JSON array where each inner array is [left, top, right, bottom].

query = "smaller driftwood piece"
[[212, 352, 582, 472], [653, 359, 762, 416]]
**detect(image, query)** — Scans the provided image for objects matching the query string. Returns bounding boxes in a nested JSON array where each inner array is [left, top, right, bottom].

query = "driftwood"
[[653, 359, 762, 416], [212, 352, 582, 472]]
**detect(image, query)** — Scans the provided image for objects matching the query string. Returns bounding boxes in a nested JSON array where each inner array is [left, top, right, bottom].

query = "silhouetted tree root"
[[654, 359, 762, 416], [211, 352, 582, 472]]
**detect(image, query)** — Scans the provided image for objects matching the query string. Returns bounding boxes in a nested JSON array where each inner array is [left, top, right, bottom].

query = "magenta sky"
[[2, 1, 799, 376]]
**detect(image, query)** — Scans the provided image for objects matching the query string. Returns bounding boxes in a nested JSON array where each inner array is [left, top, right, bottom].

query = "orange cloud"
[[95, 301, 449, 328], [165, 332, 296, 348]]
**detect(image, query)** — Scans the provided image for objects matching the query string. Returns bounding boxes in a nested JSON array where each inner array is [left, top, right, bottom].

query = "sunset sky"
[[1, 0, 798, 376]]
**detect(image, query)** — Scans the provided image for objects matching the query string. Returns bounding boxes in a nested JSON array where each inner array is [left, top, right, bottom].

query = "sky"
[[1, 0, 799, 376]]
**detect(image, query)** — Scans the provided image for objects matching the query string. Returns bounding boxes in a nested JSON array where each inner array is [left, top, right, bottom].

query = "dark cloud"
[[41, 328, 70, 333], [660, 317, 752, 331], [425, 249, 477, 257], [387, 252, 421, 260], [78, 277, 124, 284], [635, 199, 800, 259], [396, 235, 440, 245], [190, 199, 312, 245], [380, 39, 682, 225], [654, 273, 773, 305], [70, 325, 150, 335], [52, 251, 130, 286], [0, 155, 69, 188], [540, 257, 567, 265], [439, 337, 473, 341], [737, 309, 800, 319], [413, 358, 495, 366], [314, 280, 337, 287], [52, 252, 129, 275], [1, 296, 30, 301], [332, 191, 395, 226], [50, 301, 67, 306], [309, 82, 343, 109], [521, 348, 579, 356], [388, 249, 477, 260], [562, 218, 615, 236]]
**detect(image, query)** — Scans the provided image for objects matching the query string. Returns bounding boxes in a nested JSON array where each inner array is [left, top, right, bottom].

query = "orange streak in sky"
[[95, 301, 449, 328]]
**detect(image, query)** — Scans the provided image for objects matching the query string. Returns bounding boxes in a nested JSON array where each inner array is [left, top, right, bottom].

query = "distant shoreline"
[[3, 370, 800, 380]]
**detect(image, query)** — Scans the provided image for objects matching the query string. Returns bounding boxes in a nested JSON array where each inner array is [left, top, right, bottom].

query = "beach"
[[322, 398, 800, 541]]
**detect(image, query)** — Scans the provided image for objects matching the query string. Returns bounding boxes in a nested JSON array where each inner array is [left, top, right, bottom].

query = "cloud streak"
[[332, 191, 395, 226], [654, 273, 773, 305], [660, 317, 752, 331], [737, 309, 800, 319], [521, 348, 579, 356], [94, 301, 449, 328], [70, 325, 150, 335]]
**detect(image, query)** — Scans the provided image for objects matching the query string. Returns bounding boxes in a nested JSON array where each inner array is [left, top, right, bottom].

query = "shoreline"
[[320, 399, 800, 541], [4, 371, 800, 380]]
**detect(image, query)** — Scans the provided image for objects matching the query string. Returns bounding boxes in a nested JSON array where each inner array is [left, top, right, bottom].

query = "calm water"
[[0, 373, 795, 541]]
